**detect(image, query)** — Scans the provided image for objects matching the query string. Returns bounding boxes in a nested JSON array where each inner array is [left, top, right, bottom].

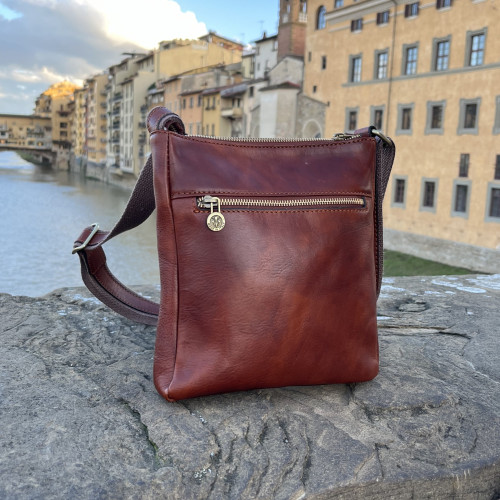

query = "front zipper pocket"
[[197, 195, 366, 232]]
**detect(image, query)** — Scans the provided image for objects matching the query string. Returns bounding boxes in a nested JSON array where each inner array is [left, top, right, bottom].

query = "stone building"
[[304, 0, 500, 270], [249, 0, 327, 139], [71, 87, 87, 165], [34, 81, 80, 169], [85, 74, 108, 169]]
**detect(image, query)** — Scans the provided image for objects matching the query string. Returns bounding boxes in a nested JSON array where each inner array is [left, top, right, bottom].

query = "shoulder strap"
[[72, 108, 185, 325], [73, 109, 395, 325]]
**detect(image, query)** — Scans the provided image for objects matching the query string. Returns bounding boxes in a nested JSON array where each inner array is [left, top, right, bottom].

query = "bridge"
[[0, 113, 55, 165]]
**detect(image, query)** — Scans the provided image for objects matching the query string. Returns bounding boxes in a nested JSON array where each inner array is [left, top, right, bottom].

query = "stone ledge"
[[1, 275, 499, 499]]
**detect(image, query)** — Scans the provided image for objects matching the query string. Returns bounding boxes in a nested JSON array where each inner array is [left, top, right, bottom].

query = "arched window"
[[316, 6, 326, 29]]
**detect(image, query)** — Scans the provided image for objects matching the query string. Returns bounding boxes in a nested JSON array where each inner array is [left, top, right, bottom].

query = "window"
[[404, 2, 419, 17], [198, 95, 202, 107], [402, 109, 412, 129], [375, 51, 388, 79], [464, 104, 477, 128], [371, 106, 384, 130], [486, 184, 500, 221], [335, 0, 344, 7], [392, 176, 407, 208], [395, 179, 405, 203], [211, 124, 215, 136], [493, 96, 500, 134], [308, 51, 312, 62], [397, 103, 414, 134], [436, 0, 452, 8], [459, 154, 470, 177], [313, 85, 317, 93], [467, 31, 486, 67], [425, 100, 446, 134], [458, 98, 481, 135], [350, 55, 362, 83], [377, 11, 390, 24], [431, 106, 443, 129], [351, 19, 363, 32], [249, 86, 254, 98], [316, 6, 326, 29], [189, 97, 194, 108], [434, 39, 450, 71], [345, 107, 359, 132], [404, 45, 418, 75], [421, 179, 438, 212], [321, 55, 327, 70], [451, 180, 471, 218], [495, 155, 500, 180]]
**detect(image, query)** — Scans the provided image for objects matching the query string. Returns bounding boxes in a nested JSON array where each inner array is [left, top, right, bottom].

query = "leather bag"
[[73, 106, 395, 402]]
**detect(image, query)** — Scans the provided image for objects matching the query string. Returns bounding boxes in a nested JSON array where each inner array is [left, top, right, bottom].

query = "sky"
[[0, 0, 279, 115]]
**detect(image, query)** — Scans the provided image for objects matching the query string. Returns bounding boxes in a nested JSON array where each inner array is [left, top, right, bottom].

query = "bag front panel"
[[167, 133, 376, 197], [158, 136, 379, 401]]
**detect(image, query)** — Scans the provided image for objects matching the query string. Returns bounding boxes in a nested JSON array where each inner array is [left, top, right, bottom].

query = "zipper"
[[197, 195, 366, 232], [188, 133, 361, 142]]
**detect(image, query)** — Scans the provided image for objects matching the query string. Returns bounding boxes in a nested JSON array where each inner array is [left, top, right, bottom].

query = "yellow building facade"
[[304, 0, 500, 270], [86, 74, 108, 165], [72, 87, 87, 159]]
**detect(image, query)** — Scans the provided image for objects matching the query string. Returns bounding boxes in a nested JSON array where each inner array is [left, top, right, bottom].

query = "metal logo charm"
[[207, 212, 225, 231]]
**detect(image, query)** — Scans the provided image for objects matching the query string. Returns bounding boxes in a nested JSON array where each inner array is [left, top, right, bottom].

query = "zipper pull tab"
[[206, 196, 225, 232]]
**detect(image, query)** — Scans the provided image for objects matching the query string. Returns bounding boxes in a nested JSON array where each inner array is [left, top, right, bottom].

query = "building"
[[85, 74, 108, 168], [254, 33, 279, 79], [72, 87, 87, 164], [247, 0, 326, 139], [304, 0, 500, 271], [35, 81, 80, 169]]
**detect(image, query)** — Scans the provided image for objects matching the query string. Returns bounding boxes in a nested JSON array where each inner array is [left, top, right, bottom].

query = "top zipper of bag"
[[188, 133, 361, 143]]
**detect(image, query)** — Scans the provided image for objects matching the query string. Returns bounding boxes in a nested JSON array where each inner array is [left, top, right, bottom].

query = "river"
[[0, 151, 159, 297]]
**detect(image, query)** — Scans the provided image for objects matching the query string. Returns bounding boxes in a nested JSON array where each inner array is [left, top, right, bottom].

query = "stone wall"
[[1, 275, 499, 498], [385, 228, 500, 274]]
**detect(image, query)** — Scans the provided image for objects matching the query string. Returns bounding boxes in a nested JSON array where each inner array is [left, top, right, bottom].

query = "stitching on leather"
[[174, 190, 373, 197], [192, 208, 369, 214], [95, 263, 158, 309]]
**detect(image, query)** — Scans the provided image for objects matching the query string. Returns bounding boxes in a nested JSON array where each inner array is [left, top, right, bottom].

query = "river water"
[[0, 151, 159, 296]]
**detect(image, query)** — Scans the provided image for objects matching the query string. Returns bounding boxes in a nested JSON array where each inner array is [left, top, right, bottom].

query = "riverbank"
[[70, 154, 139, 191]]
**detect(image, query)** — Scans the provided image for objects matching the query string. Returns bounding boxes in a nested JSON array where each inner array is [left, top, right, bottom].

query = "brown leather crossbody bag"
[[73, 106, 395, 402]]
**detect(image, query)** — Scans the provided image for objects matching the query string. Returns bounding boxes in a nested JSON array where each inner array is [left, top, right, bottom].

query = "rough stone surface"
[[1, 275, 500, 499]]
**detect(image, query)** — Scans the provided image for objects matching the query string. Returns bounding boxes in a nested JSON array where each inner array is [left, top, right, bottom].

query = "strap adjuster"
[[72, 223, 100, 254]]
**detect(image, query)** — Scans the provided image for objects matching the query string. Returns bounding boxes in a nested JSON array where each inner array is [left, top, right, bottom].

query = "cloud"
[[0, 0, 207, 114]]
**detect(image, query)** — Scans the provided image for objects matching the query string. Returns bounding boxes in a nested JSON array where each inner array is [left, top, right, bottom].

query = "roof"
[[254, 32, 278, 44], [220, 83, 248, 98], [259, 81, 301, 92]]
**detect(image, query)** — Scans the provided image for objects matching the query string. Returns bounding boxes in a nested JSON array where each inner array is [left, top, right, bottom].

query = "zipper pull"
[[203, 196, 225, 232], [332, 133, 361, 141]]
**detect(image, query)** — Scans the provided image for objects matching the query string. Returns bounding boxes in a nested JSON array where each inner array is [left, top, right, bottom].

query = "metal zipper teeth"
[[198, 196, 365, 209], [188, 133, 361, 143]]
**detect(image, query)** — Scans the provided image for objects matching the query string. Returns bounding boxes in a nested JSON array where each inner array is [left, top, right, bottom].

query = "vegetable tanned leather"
[[73, 106, 395, 402]]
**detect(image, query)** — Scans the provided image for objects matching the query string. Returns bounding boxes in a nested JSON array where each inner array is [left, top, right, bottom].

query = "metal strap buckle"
[[72, 223, 100, 254], [372, 129, 393, 146]]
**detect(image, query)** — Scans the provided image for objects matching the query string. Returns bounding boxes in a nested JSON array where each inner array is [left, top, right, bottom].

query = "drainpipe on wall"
[[386, 0, 398, 132]]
